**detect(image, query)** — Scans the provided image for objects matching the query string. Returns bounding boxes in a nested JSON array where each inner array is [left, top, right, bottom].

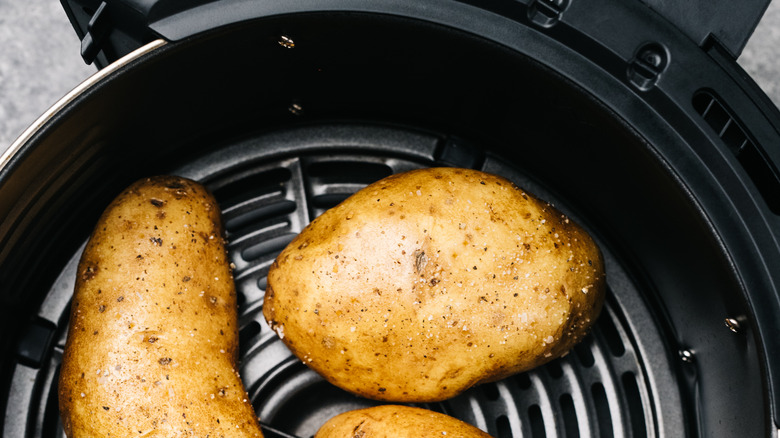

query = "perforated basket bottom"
[[5, 124, 684, 437]]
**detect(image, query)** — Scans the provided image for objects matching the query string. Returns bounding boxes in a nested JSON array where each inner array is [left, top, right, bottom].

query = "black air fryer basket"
[[2, 1, 780, 437]]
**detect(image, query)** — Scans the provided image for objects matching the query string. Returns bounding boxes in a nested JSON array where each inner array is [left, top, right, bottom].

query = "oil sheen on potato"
[[264, 167, 605, 402], [58, 176, 264, 437]]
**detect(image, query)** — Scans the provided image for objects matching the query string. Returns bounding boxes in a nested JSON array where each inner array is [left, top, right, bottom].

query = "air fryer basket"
[[2, 6, 779, 438]]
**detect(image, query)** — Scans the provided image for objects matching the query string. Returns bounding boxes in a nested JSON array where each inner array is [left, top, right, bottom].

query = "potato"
[[264, 167, 605, 402], [58, 176, 264, 437], [314, 405, 493, 438]]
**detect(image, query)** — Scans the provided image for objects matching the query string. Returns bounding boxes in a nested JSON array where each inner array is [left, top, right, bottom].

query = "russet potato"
[[58, 176, 264, 437], [264, 167, 605, 402], [314, 405, 493, 438]]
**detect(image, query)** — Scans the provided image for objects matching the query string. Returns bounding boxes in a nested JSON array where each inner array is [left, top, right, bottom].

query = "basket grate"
[[3, 124, 682, 438]]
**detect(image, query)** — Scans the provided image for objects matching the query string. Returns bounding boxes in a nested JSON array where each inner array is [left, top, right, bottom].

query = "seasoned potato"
[[314, 405, 493, 438], [58, 176, 263, 437], [264, 167, 605, 402]]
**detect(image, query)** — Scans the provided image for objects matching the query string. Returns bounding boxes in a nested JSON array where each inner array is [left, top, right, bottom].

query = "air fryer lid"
[[2, 2, 780, 438]]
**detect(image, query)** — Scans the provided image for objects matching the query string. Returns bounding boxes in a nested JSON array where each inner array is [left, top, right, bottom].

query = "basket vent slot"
[[622, 372, 647, 438], [597, 311, 626, 357], [307, 161, 392, 185], [559, 393, 580, 438], [528, 404, 547, 438], [239, 321, 262, 356], [516, 372, 533, 390], [495, 414, 512, 438], [482, 382, 501, 400], [213, 167, 292, 204], [574, 340, 595, 367], [215, 167, 296, 232], [241, 233, 297, 262], [545, 360, 564, 379], [591, 382, 614, 438], [226, 200, 296, 232], [693, 90, 780, 214], [305, 160, 394, 215], [312, 193, 352, 209]]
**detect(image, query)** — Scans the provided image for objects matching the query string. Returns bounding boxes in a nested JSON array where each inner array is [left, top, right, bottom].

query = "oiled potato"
[[314, 405, 493, 438], [264, 167, 605, 402], [58, 176, 263, 437]]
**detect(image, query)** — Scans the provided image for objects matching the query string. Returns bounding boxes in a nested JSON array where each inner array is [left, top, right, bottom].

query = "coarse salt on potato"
[[58, 176, 263, 437], [315, 405, 493, 437], [264, 167, 605, 402]]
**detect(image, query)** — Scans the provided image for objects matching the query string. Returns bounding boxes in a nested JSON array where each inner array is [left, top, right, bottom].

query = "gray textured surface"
[[740, 2, 780, 108], [0, 1, 96, 150], [1, 1, 779, 151]]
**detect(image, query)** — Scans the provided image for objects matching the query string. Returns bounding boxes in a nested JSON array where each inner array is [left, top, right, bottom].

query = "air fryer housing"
[[1, 0, 779, 437]]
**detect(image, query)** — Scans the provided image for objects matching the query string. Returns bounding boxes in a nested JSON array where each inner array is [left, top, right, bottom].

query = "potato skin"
[[58, 176, 263, 437], [264, 167, 605, 402], [314, 405, 493, 438]]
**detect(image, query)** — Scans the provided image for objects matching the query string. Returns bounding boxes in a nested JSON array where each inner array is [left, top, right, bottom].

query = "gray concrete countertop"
[[0, 1, 95, 150], [1, 1, 779, 151]]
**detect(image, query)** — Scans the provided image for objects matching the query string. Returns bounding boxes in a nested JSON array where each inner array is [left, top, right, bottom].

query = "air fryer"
[[1, 1, 779, 437]]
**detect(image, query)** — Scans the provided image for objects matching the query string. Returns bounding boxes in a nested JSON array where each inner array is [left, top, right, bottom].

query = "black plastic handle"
[[61, 0, 772, 68]]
